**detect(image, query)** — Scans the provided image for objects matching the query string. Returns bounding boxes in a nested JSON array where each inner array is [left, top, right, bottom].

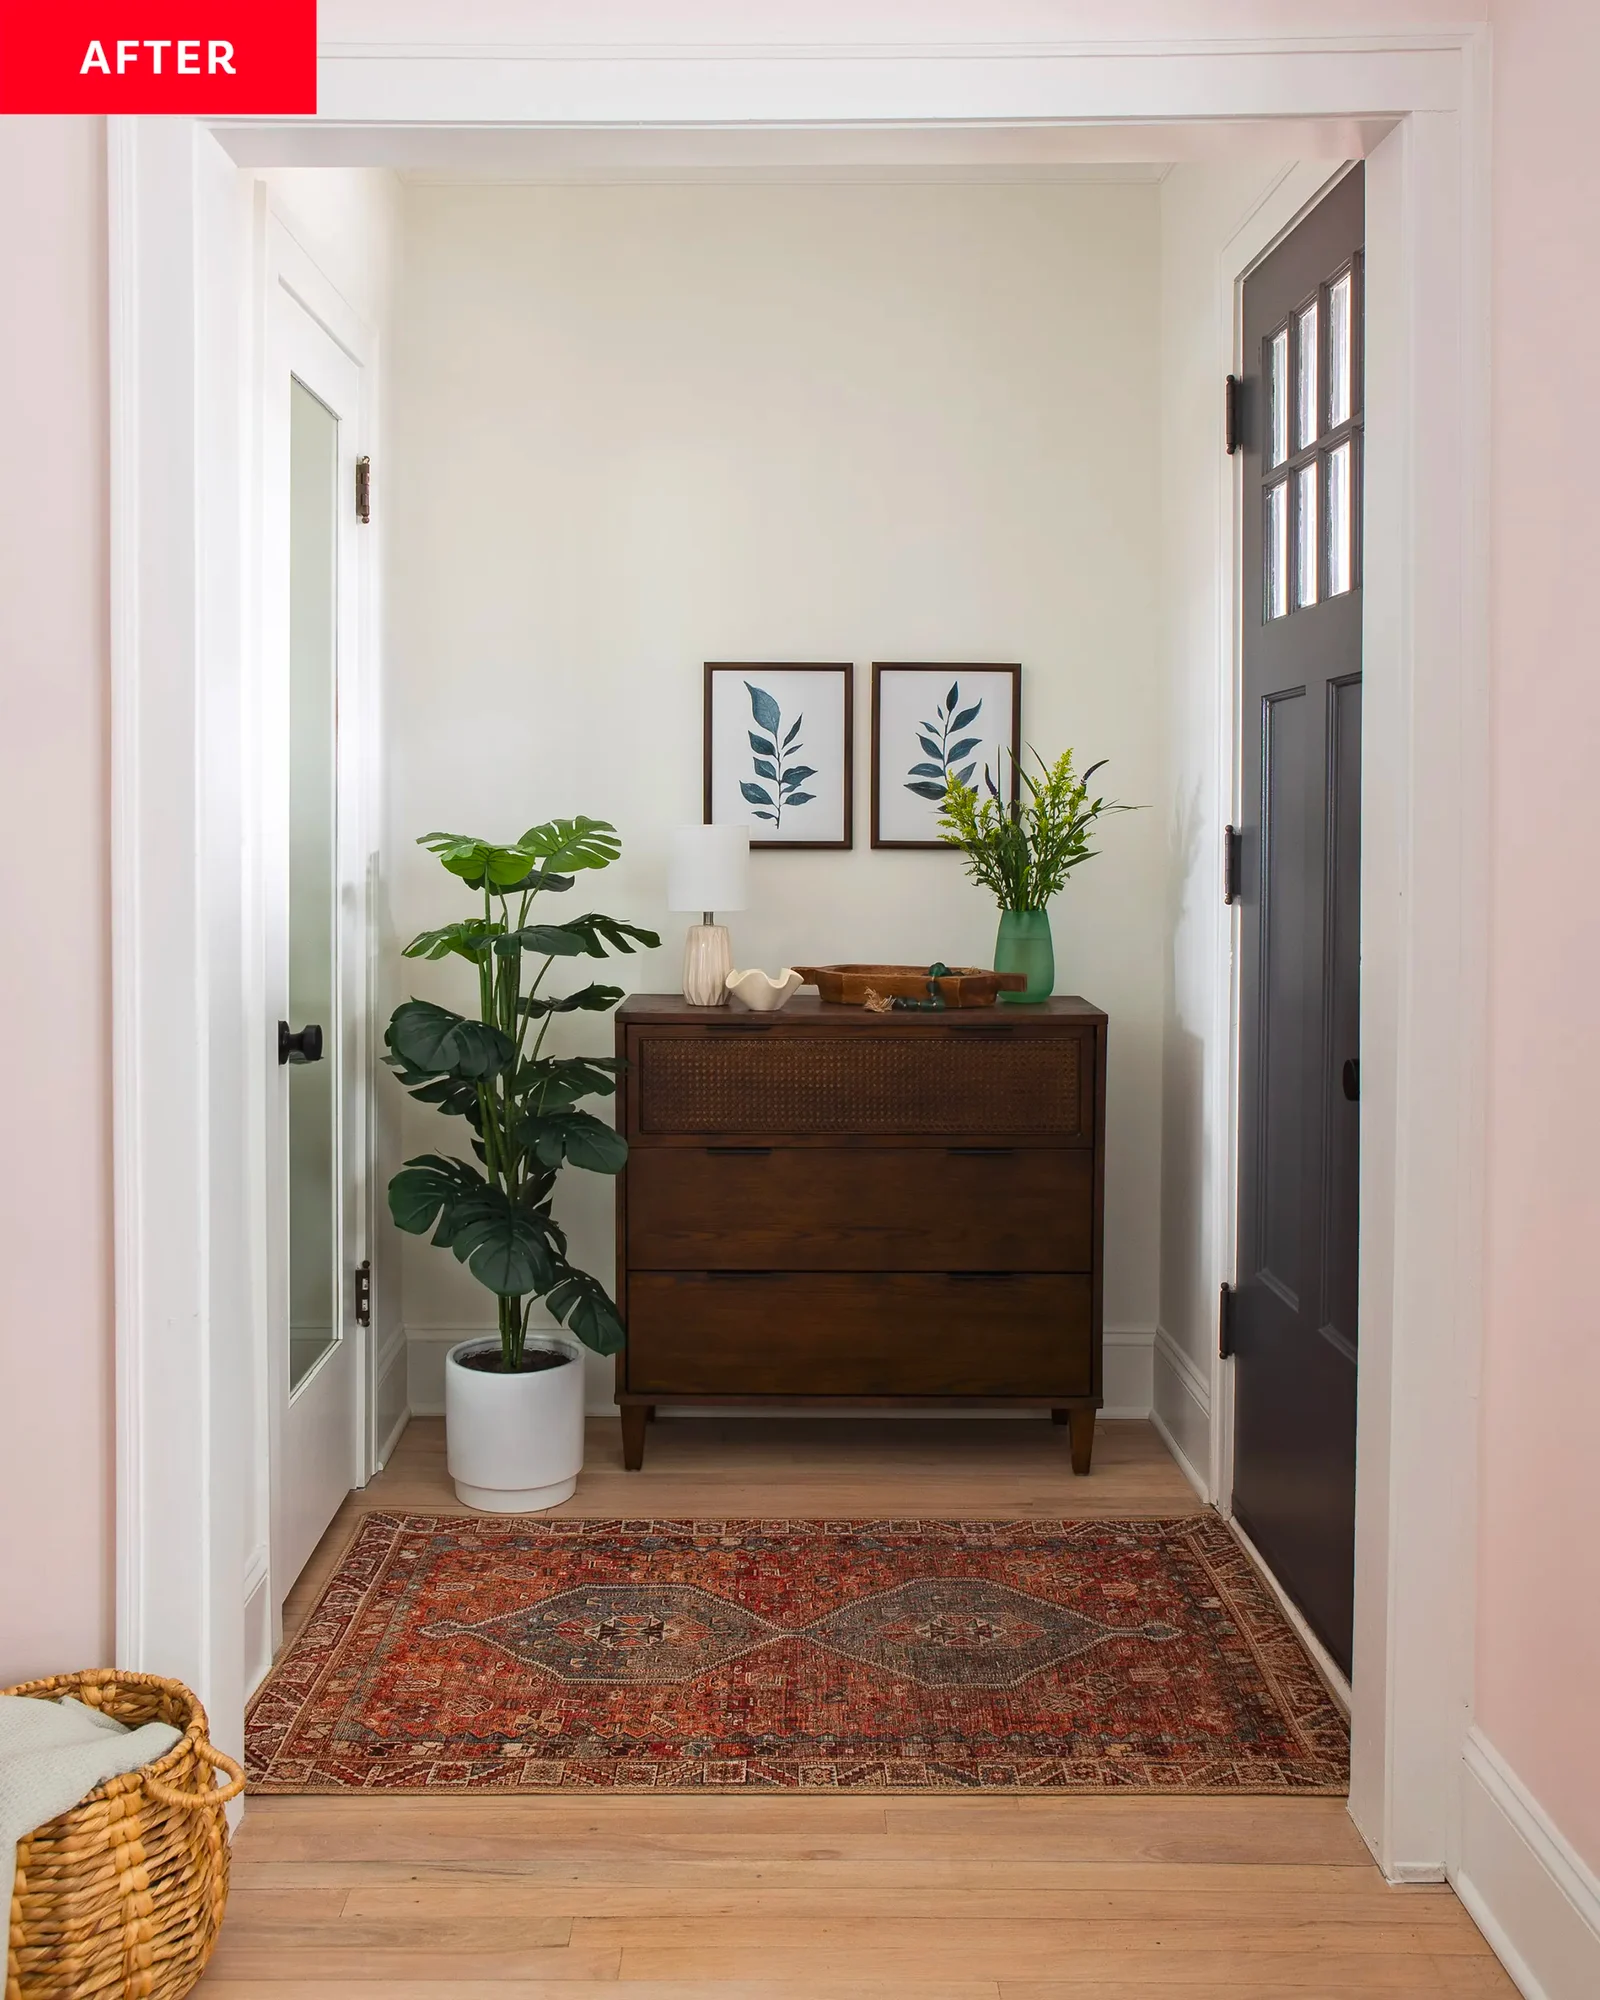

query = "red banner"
[[0, 1, 316, 112]]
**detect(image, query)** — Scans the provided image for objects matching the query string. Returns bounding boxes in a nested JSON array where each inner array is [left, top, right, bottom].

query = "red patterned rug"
[[246, 1514, 1348, 1795]]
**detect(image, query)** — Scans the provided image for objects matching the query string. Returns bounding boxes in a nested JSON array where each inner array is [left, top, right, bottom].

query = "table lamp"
[[668, 825, 750, 1006]]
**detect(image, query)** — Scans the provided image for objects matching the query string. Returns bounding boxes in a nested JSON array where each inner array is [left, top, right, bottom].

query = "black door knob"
[[279, 1021, 324, 1065], [1341, 1057, 1359, 1102]]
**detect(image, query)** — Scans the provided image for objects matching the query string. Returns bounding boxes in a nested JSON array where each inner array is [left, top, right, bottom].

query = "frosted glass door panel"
[[288, 379, 339, 1395]]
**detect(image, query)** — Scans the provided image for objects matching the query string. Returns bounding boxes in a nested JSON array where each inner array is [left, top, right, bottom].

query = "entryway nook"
[[83, 12, 1598, 2000]]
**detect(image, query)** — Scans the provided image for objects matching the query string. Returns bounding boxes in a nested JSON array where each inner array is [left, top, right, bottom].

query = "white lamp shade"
[[668, 824, 749, 914]]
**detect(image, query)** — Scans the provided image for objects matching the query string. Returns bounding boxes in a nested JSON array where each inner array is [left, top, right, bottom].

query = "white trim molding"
[[110, 117, 255, 1778], [1456, 1729, 1600, 2000], [1151, 1329, 1211, 1501]]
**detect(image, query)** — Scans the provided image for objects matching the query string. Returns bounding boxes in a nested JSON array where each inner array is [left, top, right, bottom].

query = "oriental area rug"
[[245, 1513, 1348, 1795]]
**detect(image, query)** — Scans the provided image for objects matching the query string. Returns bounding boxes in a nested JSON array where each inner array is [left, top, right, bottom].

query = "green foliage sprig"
[[384, 816, 659, 1373], [937, 751, 1134, 911]]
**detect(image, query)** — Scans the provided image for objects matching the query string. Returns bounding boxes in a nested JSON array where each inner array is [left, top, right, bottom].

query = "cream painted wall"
[[1477, 0, 1600, 1880], [387, 180, 1165, 1400], [0, 118, 114, 1681]]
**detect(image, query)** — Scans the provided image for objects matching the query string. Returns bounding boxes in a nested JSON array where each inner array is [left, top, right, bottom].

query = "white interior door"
[[266, 279, 367, 1618]]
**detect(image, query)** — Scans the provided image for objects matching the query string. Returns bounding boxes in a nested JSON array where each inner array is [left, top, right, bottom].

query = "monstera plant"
[[385, 818, 658, 1379]]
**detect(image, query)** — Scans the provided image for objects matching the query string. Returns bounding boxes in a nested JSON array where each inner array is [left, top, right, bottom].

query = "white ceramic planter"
[[444, 1334, 585, 1511]]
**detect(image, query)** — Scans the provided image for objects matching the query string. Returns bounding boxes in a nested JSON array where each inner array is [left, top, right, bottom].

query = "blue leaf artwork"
[[742, 682, 814, 829], [905, 681, 984, 800]]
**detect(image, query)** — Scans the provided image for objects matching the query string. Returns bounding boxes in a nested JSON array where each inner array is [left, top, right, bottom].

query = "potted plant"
[[385, 817, 659, 1509], [938, 752, 1132, 1002]]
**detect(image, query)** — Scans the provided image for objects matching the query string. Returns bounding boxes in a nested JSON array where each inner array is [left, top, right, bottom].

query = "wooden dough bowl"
[[795, 964, 1029, 1008]]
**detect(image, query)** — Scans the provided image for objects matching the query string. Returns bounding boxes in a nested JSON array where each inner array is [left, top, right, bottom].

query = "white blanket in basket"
[[0, 1694, 180, 1920]]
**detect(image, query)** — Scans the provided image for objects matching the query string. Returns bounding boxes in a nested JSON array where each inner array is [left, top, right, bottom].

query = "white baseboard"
[[1151, 1326, 1211, 1499], [405, 1325, 1157, 1421], [373, 1320, 410, 1469], [1455, 1727, 1600, 2000]]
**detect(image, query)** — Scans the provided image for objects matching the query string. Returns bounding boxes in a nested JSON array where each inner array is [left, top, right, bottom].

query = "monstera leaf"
[[497, 914, 660, 961], [518, 1055, 622, 1109], [514, 1108, 628, 1174], [545, 1266, 625, 1355], [519, 983, 626, 1019], [402, 919, 503, 963], [388, 1154, 488, 1237], [416, 830, 543, 890], [517, 817, 623, 873], [388, 1000, 513, 1081], [443, 1188, 560, 1297]]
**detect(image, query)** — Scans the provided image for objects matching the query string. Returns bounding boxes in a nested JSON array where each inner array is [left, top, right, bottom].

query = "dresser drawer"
[[626, 1145, 1092, 1271], [624, 1272, 1092, 1397], [629, 1028, 1091, 1141]]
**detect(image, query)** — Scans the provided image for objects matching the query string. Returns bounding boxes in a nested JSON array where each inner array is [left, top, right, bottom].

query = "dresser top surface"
[[619, 993, 1106, 1029]]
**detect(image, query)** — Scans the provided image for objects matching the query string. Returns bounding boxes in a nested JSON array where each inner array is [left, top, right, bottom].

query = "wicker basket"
[[4, 1668, 244, 2000]]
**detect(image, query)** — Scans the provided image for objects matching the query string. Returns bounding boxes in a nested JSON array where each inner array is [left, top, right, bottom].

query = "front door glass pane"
[[1328, 272, 1353, 428], [1295, 462, 1319, 609], [1296, 304, 1319, 450], [1265, 478, 1289, 620], [288, 379, 339, 1395], [1327, 440, 1353, 596], [1268, 328, 1290, 468]]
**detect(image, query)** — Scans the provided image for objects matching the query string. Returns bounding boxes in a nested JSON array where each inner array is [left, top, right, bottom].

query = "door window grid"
[[1261, 256, 1362, 621]]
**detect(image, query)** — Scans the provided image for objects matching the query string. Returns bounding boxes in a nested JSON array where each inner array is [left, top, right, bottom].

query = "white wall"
[[388, 179, 1165, 1409]]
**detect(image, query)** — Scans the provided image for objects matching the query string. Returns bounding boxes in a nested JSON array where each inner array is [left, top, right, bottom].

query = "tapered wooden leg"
[[645, 1405, 658, 1423], [1068, 1407, 1096, 1476], [621, 1405, 648, 1471], [1050, 1408, 1070, 1426]]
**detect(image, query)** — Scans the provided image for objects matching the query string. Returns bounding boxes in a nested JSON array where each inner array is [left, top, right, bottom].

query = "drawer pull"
[[947, 1145, 1016, 1157], [947, 1270, 1018, 1282], [706, 1145, 773, 1156], [704, 1268, 778, 1280]]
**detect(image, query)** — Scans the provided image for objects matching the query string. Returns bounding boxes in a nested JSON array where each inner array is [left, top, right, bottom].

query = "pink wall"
[[0, 117, 115, 1683], [1477, 0, 1600, 1874]]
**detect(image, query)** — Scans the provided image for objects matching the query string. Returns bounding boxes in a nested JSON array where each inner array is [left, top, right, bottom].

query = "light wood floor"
[[206, 1415, 1513, 1999]]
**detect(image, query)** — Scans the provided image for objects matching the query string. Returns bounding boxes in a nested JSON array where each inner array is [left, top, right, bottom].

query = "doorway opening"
[[109, 48, 1489, 1894]]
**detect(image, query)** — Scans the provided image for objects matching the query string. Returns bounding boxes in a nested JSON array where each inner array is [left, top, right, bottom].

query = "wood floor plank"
[[226, 1414, 1502, 2000], [616, 1947, 1494, 1988], [337, 1883, 1475, 1929], [201, 1944, 621, 1982]]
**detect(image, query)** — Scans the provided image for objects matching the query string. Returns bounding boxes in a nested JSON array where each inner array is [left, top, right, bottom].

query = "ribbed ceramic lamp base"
[[682, 923, 732, 1007]]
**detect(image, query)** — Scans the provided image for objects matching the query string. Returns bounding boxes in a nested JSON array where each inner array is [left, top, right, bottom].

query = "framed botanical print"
[[704, 663, 853, 849], [870, 663, 1021, 849]]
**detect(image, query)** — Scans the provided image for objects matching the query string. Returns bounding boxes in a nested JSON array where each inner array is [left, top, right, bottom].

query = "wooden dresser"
[[612, 994, 1108, 1473]]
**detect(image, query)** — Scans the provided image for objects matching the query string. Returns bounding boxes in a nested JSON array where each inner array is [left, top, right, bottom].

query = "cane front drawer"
[[628, 1025, 1092, 1142]]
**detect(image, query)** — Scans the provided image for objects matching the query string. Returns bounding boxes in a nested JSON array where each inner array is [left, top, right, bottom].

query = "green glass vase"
[[994, 907, 1054, 1004]]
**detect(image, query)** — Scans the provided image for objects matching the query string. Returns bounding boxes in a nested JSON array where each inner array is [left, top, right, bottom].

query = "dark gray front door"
[[1234, 167, 1364, 1677]]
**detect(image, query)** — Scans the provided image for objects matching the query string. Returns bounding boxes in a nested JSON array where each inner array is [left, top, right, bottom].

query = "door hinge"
[[355, 1259, 372, 1328], [1224, 374, 1241, 455], [1219, 1281, 1237, 1360], [1223, 824, 1243, 905], [355, 455, 372, 524]]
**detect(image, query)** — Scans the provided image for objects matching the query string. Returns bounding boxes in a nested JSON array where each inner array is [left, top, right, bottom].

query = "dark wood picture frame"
[[870, 662, 1022, 850], [703, 662, 854, 850]]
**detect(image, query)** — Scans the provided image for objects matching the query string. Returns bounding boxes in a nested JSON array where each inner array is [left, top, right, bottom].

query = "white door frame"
[[108, 21, 1490, 1877]]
